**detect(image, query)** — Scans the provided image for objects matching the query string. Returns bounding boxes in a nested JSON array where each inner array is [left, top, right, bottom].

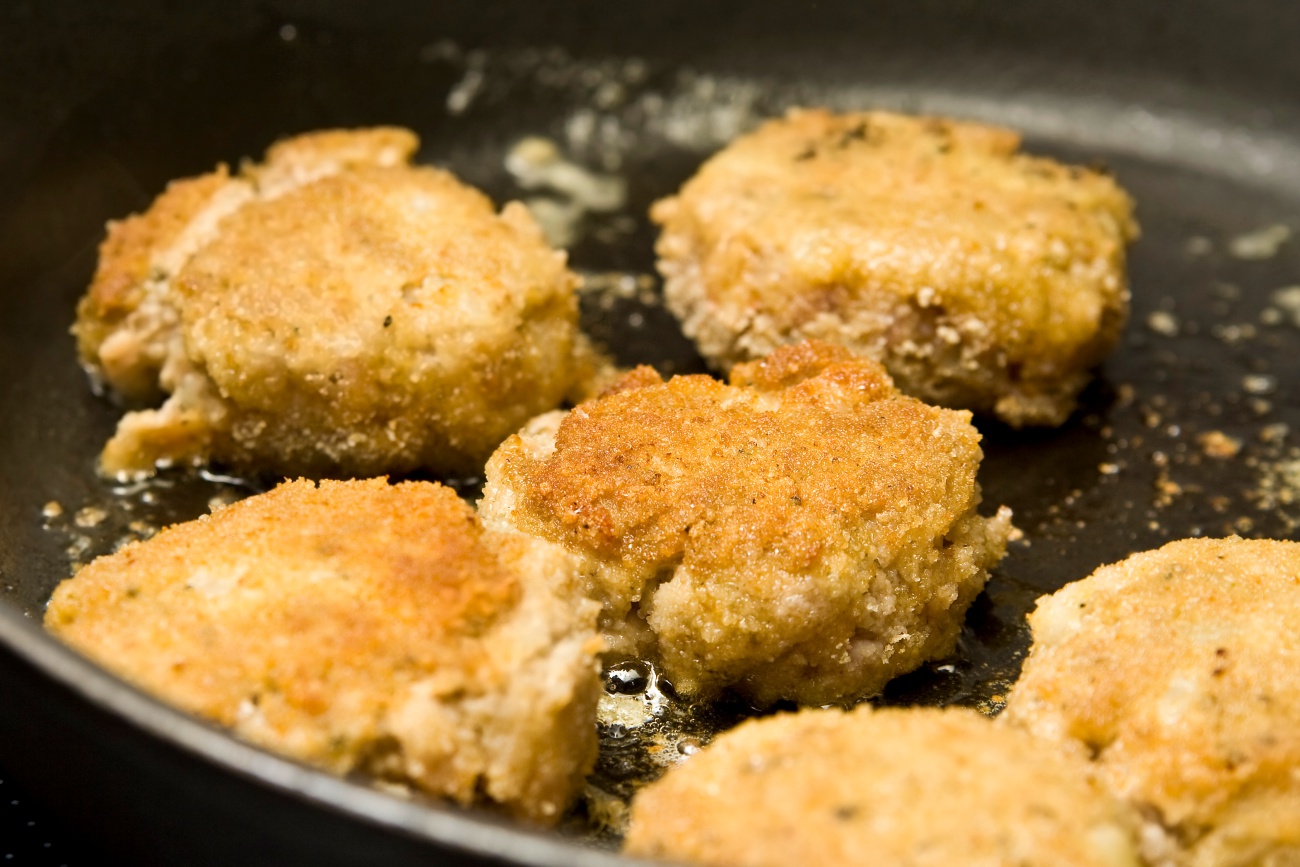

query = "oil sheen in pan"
[[37, 43, 1300, 848]]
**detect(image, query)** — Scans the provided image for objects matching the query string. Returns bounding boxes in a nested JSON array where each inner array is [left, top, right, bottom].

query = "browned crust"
[[483, 340, 1012, 705], [652, 108, 1139, 427], [44, 478, 605, 824], [1003, 537, 1300, 864], [515, 342, 926, 567], [74, 167, 231, 364], [46, 479, 520, 717], [76, 126, 588, 478], [625, 706, 1139, 867]]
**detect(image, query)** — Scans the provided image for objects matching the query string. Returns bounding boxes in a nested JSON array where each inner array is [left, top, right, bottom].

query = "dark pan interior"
[[3, 2, 1300, 865]]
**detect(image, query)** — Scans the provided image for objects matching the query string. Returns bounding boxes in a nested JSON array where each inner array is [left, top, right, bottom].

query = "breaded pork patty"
[[652, 109, 1139, 427], [45, 478, 602, 825], [75, 127, 594, 480], [1002, 538, 1300, 867], [479, 340, 1013, 707], [624, 706, 1140, 867]]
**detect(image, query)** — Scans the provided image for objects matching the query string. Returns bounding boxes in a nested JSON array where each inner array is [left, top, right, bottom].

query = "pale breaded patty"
[[480, 340, 1013, 707], [75, 127, 596, 479], [45, 478, 602, 825], [1002, 538, 1300, 867], [624, 706, 1140, 867], [653, 109, 1139, 427]]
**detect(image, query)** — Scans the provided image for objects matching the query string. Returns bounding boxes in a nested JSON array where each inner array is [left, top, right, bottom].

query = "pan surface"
[[3, 1, 1300, 864]]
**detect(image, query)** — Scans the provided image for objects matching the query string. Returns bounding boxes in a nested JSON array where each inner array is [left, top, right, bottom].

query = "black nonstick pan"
[[4, 1, 1300, 864]]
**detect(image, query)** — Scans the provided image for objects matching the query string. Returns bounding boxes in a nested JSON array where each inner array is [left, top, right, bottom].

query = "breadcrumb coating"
[[45, 478, 603, 824], [625, 706, 1140, 867], [75, 127, 596, 479], [1003, 538, 1300, 866], [653, 109, 1138, 427], [480, 340, 1012, 706]]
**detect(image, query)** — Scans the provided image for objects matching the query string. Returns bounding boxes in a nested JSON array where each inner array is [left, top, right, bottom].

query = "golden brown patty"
[[652, 108, 1139, 427], [480, 340, 1012, 706], [45, 478, 602, 825], [624, 706, 1140, 867], [1002, 538, 1300, 866], [75, 127, 596, 479]]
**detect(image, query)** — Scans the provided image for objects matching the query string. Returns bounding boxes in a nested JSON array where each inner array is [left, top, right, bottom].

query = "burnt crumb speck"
[[383, 315, 393, 328], [836, 121, 873, 149]]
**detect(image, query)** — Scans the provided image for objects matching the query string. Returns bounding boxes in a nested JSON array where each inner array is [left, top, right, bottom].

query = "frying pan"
[[4, 1, 1300, 864]]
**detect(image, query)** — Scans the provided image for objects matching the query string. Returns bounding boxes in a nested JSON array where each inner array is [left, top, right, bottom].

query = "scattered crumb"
[[1229, 224, 1290, 260], [1196, 431, 1242, 459], [1211, 323, 1255, 345], [506, 136, 627, 248], [507, 137, 626, 212], [1242, 374, 1277, 396], [65, 535, 92, 562], [579, 271, 661, 309], [976, 689, 1009, 716], [73, 506, 108, 529], [1260, 423, 1289, 444], [583, 784, 631, 835], [371, 780, 414, 800], [1269, 286, 1300, 326], [598, 692, 660, 730], [1154, 469, 1183, 508], [1146, 311, 1180, 337], [1253, 456, 1300, 510], [42, 501, 64, 520], [445, 51, 486, 115]]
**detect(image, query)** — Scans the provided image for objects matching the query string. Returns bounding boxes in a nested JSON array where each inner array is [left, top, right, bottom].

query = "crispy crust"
[[74, 168, 234, 399], [1003, 538, 1300, 866], [74, 126, 590, 479], [46, 478, 602, 824], [625, 706, 1140, 867], [480, 340, 1012, 706], [653, 108, 1139, 427]]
